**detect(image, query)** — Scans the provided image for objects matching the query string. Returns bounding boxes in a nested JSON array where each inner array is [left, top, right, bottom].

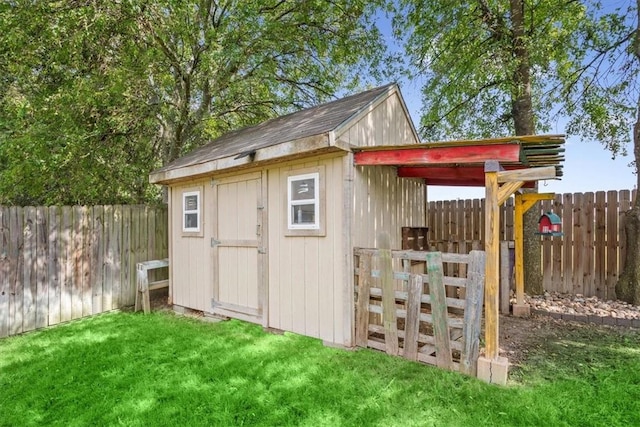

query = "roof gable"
[[151, 83, 399, 182]]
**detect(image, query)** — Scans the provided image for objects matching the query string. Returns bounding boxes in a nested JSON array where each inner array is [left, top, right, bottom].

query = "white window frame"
[[182, 190, 201, 233], [287, 172, 320, 230]]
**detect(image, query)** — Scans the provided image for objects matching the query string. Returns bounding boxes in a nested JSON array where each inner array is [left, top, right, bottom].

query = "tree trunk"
[[510, 0, 543, 295]]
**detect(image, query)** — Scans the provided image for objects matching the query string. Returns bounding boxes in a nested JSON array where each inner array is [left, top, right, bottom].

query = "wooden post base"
[[512, 303, 531, 317], [477, 356, 509, 385]]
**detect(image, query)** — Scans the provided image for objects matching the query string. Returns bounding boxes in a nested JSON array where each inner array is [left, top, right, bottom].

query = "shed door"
[[212, 172, 265, 323]]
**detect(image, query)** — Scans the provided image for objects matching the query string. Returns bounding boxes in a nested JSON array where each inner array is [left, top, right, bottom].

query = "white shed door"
[[212, 173, 264, 323]]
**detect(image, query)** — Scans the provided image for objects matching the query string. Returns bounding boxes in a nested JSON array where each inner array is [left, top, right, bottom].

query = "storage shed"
[[150, 84, 427, 347]]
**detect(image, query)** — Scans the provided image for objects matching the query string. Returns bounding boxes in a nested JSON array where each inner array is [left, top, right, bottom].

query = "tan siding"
[[353, 166, 427, 249], [337, 93, 419, 147], [170, 180, 213, 312], [267, 155, 345, 344]]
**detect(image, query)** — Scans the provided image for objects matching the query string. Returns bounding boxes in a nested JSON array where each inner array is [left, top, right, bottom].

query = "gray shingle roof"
[[152, 83, 396, 175]]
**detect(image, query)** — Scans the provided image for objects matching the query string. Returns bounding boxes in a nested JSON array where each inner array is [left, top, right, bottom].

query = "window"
[[288, 172, 319, 230], [183, 190, 200, 233]]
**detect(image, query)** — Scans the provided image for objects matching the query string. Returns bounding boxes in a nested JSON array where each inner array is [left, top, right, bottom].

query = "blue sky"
[[373, 2, 638, 201]]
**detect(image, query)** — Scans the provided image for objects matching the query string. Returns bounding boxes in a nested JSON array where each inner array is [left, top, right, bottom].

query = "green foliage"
[[0, 1, 384, 205], [392, 0, 590, 140], [1, 312, 640, 426]]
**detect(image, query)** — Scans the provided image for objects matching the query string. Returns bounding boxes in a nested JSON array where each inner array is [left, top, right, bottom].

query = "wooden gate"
[[354, 247, 486, 376]]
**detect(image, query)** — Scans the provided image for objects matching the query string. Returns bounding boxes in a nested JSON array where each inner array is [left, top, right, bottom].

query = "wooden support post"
[[514, 194, 525, 307], [484, 164, 500, 360], [513, 193, 555, 317]]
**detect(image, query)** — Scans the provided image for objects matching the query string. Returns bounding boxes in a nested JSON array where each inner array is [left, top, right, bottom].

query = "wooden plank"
[[81, 206, 92, 317], [472, 199, 481, 241], [355, 254, 372, 347], [562, 193, 573, 294], [618, 190, 631, 296], [464, 199, 473, 241], [594, 192, 606, 298], [496, 165, 556, 183], [379, 232, 398, 356], [102, 205, 113, 311], [499, 241, 510, 314], [9, 207, 23, 335], [403, 273, 422, 361], [606, 191, 618, 299], [484, 170, 499, 359], [71, 206, 84, 319], [443, 200, 452, 241], [572, 193, 584, 295], [35, 206, 48, 329], [121, 206, 131, 307], [112, 205, 123, 309], [456, 199, 465, 242], [551, 194, 563, 292], [504, 197, 514, 241], [460, 250, 486, 376], [540, 199, 553, 291], [0, 206, 9, 337], [22, 206, 37, 332], [48, 206, 61, 326], [426, 251, 453, 370], [354, 143, 522, 166], [583, 192, 595, 296], [92, 206, 104, 314], [60, 206, 72, 323]]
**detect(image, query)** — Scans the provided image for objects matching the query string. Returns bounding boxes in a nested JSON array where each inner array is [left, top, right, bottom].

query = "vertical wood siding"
[[267, 156, 345, 344], [353, 165, 427, 250], [0, 205, 168, 338], [170, 181, 212, 312], [336, 92, 418, 147]]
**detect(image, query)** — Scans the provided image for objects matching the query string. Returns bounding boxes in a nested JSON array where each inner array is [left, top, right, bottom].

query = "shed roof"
[[150, 83, 404, 184]]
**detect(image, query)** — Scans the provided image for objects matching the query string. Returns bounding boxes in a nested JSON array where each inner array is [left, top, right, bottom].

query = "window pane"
[[185, 195, 198, 210], [291, 178, 315, 201], [185, 213, 198, 229], [291, 203, 315, 224]]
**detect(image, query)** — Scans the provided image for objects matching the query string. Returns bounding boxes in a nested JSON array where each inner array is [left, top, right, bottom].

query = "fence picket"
[[0, 207, 9, 337], [48, 206, 61, 326]]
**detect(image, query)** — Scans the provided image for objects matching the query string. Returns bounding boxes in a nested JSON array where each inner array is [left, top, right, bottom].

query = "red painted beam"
[[354, 143, 521, 166], [398, 166, 535, 188]]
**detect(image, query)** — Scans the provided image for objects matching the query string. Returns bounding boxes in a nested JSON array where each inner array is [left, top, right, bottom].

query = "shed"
[[150, 84, 426, 347]]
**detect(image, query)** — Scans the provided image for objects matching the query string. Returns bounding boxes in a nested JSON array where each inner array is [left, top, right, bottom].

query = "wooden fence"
[[427, 189, 636, 299], [0, 205, 168, 338], [354, 247, 486, 376]]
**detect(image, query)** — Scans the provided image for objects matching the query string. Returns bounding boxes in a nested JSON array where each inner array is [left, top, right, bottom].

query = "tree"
[[562, 1, 640, 304], [392, 0, 590, 294], [0, 0, 384, 205]]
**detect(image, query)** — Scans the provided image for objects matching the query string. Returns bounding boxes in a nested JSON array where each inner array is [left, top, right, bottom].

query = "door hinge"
[[258, 248, 267, 254], [211, 238, 221, 247]]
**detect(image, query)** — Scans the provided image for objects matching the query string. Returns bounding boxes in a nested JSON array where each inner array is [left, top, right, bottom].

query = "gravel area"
[[518, 291, 640, 327]]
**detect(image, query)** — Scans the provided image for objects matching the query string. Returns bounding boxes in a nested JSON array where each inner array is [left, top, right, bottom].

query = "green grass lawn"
[[1, 312, 639, 427]]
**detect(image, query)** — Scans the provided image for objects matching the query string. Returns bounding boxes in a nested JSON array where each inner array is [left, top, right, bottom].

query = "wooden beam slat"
[[426, 252, 454, 370], [497, 166, 557, 183], [354, 143, 522, 166]]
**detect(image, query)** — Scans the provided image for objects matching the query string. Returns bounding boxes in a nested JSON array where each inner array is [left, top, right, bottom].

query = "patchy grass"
[[1, 312, 639, 426]]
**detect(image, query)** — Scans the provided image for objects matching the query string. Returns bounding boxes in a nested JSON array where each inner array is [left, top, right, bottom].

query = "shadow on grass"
[[1, 312, 639, 426]]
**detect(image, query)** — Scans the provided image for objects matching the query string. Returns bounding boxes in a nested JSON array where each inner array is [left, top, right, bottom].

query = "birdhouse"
[[537, 212, 563, 236]]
